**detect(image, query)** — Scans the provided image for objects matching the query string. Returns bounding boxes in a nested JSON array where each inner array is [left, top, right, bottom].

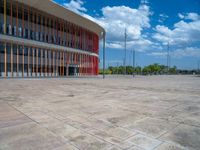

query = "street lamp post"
[[132, 50, 135, 77], [124, 28, 127, 75], [103, 31, 106, 79]]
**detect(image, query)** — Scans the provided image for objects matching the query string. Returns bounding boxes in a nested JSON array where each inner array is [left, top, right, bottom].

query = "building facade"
[[0, 0, 105, 78]]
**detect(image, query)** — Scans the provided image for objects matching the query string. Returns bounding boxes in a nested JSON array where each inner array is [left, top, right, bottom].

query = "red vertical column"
[[93, 56, 95, 75], [75, 53, 77, 64], [81, 54, 83, 76], [85, 55, 87, 75], [88, 55, 90, 75], [79, 53, 80, 76], [92, 33, 94, 53], [89, 55, 91, 75], [94, 56, 96, 75], [90, 55, 92, 75], [85, 30, 87, 51], [84, 54, 87, 75], [91, 56, 94, 75], [96, 57, 99, 75], [96, 57, 97, 75], [82, 54, 85, 75], [86, 54, 88, 75]]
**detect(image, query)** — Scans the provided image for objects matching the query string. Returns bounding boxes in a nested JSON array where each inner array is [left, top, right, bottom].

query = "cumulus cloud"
[[63, 0, 152, 51], [99, 5, 151, 41], [153, 13, 200, 45], [63, 0, 87, 13], [173, 47, 200, 58], [148, 52, 167, 57], [178, 13, 185, 19], [106, 38, 153, 52], [158, 13, 169, 23], [149, 47, 200, 58], [62, 1, 200, 59], [152, 13, 200, 59], [97, 4, 152, 51], [185, 13, 200, 21], [178, 12, 200, 21]]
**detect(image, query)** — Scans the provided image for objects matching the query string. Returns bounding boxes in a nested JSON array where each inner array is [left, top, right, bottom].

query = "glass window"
[[19, 45, 23, 55], [38, 49, 41, 57], [0, 42, 4, 54], [24, 46, 28, 56], [24, 9, 28, 21], [6, 43, 11, 54], [13, 44, 17, 55], [0, 0, 4, 14]]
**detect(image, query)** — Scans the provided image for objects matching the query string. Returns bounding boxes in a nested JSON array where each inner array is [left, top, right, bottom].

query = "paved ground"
[[0, 75, 200, 150]]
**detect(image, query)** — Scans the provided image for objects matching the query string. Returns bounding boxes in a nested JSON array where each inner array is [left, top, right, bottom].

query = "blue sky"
[[55, 0, 200, 69]]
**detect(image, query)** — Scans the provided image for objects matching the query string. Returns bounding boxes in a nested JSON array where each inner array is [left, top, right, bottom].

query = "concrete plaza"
[[0, 75, 200, 150]]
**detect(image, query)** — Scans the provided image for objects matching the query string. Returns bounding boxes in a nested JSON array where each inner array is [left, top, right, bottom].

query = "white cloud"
[[148, 52, 167, 57], [159, 13, 169, 23], [152, 13, 200, 59], [153, 13, 200, 45], [63, 1, 152, 51], [62, 1, 200, 59], [149, 47, 200, 58], [99, 5, 151, 42], [141, 0, 149, 4], [63, 0, 87, 13], [97, 4, 152, 51], [106, 38, 153, 52], [178, 13, 184, 19], [172, 47, 200, 58], [185, 13, 200, 21], [178, 12, 200, 21]]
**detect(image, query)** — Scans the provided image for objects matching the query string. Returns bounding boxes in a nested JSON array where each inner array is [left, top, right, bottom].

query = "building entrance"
[[68, 65, 78, 76]]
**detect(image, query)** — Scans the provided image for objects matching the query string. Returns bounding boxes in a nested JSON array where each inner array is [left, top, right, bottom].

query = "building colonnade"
[[0, 0, 99, 78], [0, 41, 99, 77]]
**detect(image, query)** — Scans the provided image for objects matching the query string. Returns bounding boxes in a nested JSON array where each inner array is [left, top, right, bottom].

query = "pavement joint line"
[[5, 102, 40, 125], [126, 144, 146, 150], [4, 103, 80, 150], [156, 122, 182, 140], [62, 118, 124, 149], [122, 132, 164, 150], [121, 132, 140, 142], [151, 141, 164, 150], [37, 121, 82, 150]]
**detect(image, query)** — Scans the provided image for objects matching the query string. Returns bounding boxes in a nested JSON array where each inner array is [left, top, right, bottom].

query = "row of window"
[[0, 43, 82, 61], [0, 0, 99, 53], [0, 42, 99, 77], [0, 23, 85, 48]]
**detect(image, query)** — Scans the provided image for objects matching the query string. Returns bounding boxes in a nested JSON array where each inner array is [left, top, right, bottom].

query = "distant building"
[[0, 0, 105, 78]]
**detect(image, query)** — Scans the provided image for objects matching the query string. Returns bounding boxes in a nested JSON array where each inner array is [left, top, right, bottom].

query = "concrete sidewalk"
[[0, 75, 200, 150]]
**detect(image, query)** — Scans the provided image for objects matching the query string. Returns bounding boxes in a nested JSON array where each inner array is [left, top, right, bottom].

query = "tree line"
[[99, 63, 199, 75]]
